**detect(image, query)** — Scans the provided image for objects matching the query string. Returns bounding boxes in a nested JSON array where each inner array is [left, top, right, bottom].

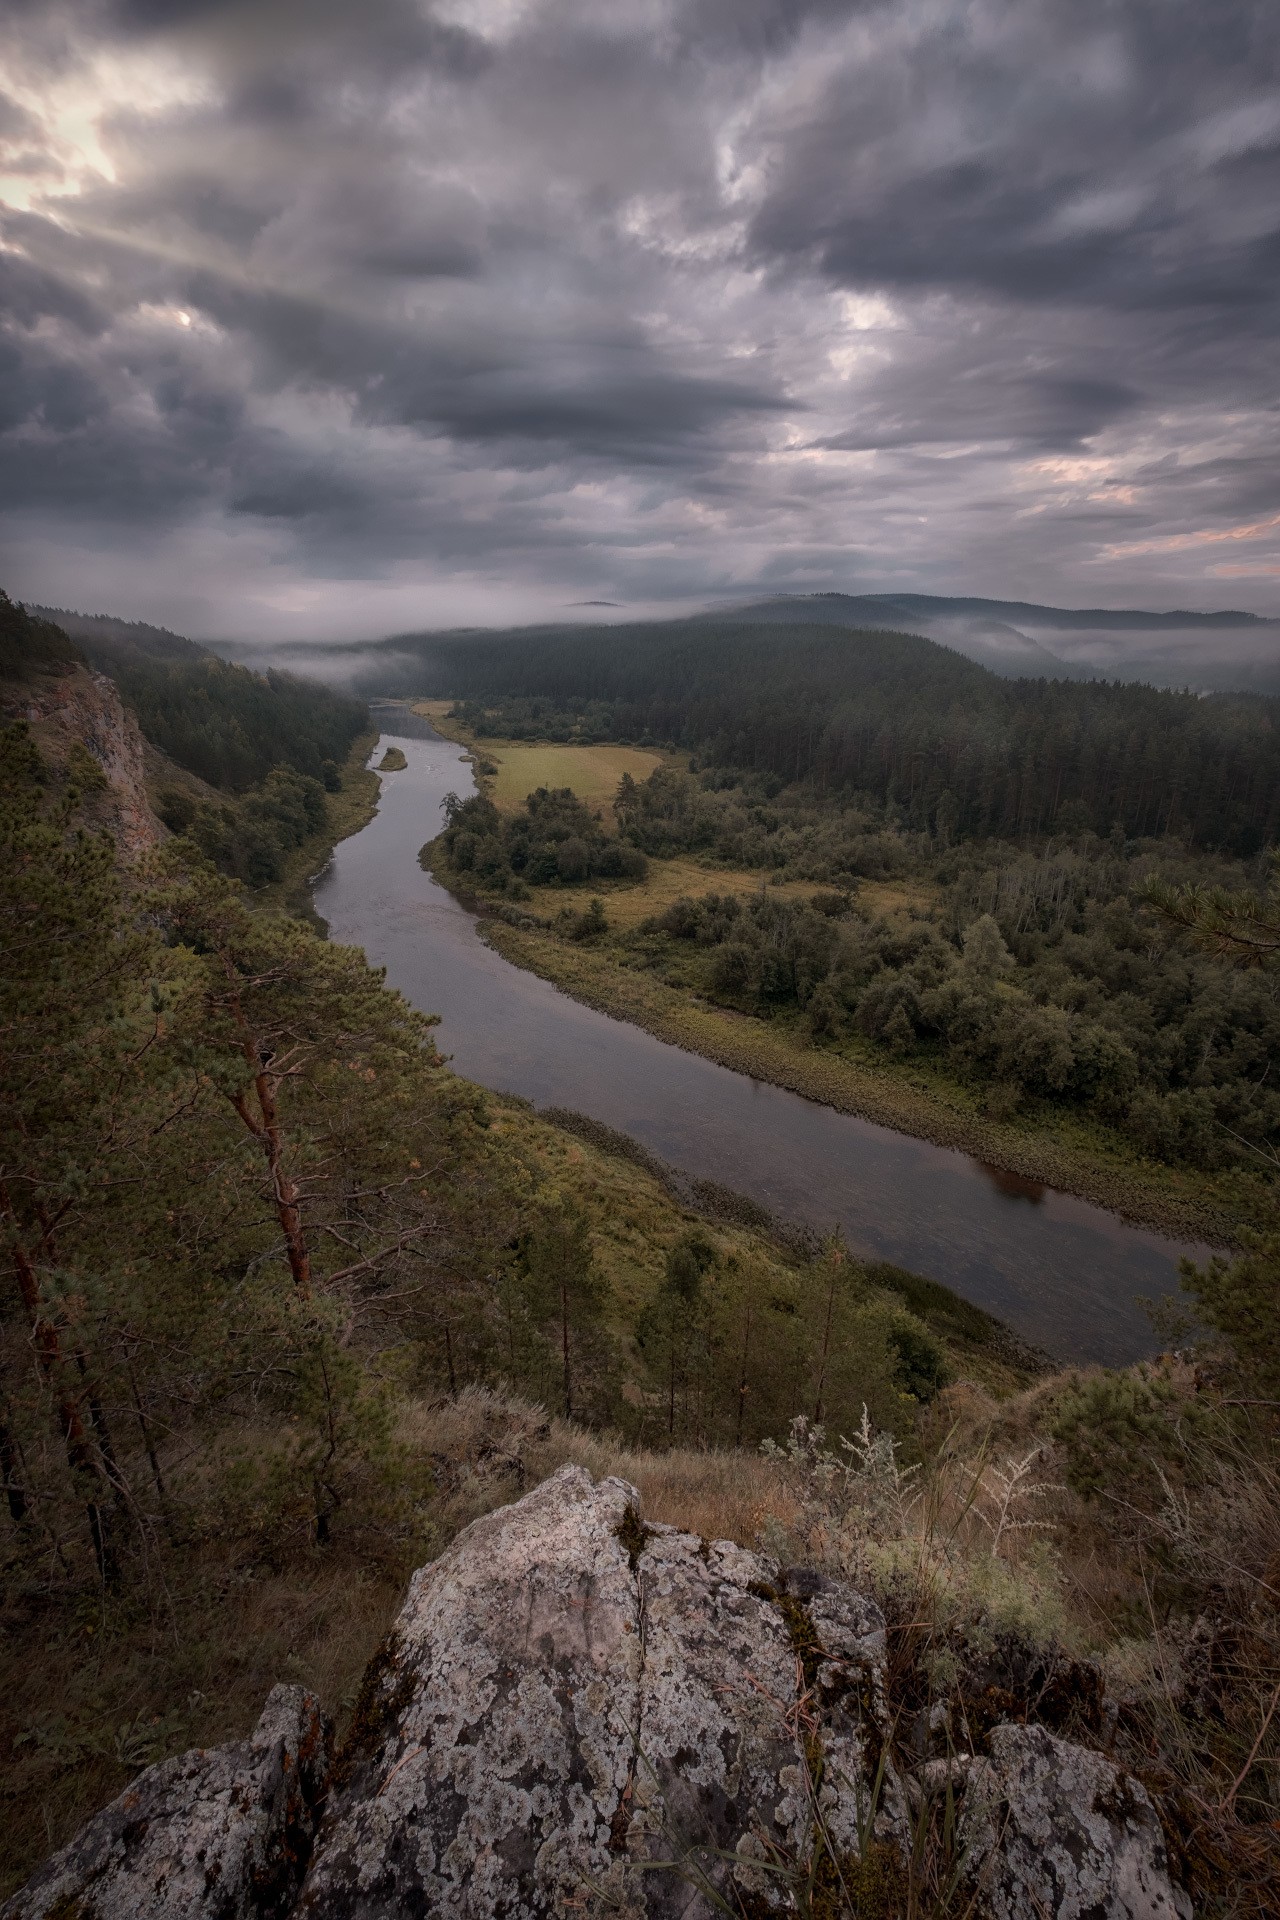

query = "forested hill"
[[32, 603, 367, 792], [0, 592, 85, 679], [396, 618, 1280, 854], [4, 595, 370, 889], [698, 591, 1280, 690], [32, 605, 201, 664]]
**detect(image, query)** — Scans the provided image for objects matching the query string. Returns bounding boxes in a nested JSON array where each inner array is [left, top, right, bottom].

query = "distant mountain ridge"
[[21, 588, 1280, 695], [704, 592, 1280, 691]]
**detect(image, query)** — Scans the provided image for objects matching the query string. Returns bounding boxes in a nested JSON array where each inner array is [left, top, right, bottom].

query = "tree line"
[[112, 652, 367, 794], [0, 720, 949, 1595], [437, 785, 647, 897], [407, 618, 1280, 853], [2, 594, 371, 888]]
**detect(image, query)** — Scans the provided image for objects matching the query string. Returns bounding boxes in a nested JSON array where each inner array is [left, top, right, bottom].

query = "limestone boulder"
[[296, 1463, 900, 1917], [2, 1684, 329, 1920], [962, 1722, 1192, 1920]]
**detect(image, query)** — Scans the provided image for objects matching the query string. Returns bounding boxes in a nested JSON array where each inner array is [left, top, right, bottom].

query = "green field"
[[485, 742, 665, 814], [410, 706, 667, 817]]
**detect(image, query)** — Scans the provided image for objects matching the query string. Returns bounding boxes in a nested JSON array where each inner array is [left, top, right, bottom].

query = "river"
[[312, 713, 1213, 1367]]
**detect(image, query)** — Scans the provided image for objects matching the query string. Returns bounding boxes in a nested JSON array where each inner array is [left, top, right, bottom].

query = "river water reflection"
[[312, 715, 1213, 1366]]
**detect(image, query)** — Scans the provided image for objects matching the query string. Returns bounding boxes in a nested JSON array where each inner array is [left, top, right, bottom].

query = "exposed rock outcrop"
[[2, 1685, 329, 1920], [299, 1464, 900, 1917], [961, 1723, 1192, 1920], [3, 1468, 1194, 1918], [6, 663, 162, 856]]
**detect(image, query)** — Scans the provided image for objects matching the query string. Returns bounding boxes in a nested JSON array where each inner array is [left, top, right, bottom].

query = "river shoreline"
[[256, 730, 381, 926], [311, 725, 1215, 1362], [422, 839, 1245, 1249]]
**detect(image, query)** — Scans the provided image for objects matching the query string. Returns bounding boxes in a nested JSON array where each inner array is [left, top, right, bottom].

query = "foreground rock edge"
[[3, 1464, 1192, 1918]]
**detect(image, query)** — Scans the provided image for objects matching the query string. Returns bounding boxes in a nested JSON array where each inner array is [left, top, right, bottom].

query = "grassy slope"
[[141, 728, 381, 927], [0, 1092, 1031, 1895]]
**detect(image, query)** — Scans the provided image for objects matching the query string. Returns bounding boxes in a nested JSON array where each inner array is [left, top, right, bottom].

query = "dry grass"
[[0, 1387, 804, 1897], [587, 856, 818, 930], [484, 742, 665, 816], [397, 1386, 800, 1550], [6, 1378, 1278, 1913], [0, 1545, 400, 1898]]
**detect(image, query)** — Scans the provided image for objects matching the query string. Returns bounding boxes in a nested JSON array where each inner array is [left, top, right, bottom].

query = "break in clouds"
[[1, 0, 1278, 638]]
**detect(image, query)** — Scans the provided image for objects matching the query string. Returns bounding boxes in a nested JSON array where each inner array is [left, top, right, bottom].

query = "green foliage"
[[413, 617, 1280, 853], [1143, 868, 1280, 1402], [159, 765, 332, 886], [562, 897, 608, 941], [0, 594, 85, 681], [55, 614, 371, 891], [1051, 1368, 1206, 1502], [861, 1262, 1000, 1350], [110, 653, 366, 794], [884, 1313, 949, 1402], [629, 1237, 943, 1452], [438, 785, 647, 894], [1180, 1244, 1280, 1400], [509, 1208, 614, 1422], [0, 741, 529, 1585], [635, 1229, 717, 1438], [616, 830, 1280, 1168]]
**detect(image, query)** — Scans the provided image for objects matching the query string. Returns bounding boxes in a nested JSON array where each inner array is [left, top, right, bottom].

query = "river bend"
[[312, 716, 1211, 1366]]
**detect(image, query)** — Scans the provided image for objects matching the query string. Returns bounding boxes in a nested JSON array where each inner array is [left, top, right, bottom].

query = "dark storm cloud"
[[1, 0, 1278, 635], [747, 1, 1280, 311]]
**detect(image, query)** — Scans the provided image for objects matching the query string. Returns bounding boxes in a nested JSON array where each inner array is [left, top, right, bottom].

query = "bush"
[[439, 787, 644, 893], [1051, 1368, 1197, 1502], [182, 767, 330, 887], [566, 898, 608, 941]]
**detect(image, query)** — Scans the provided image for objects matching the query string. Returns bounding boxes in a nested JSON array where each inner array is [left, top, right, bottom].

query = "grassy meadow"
[[412, 701, 666, 818]]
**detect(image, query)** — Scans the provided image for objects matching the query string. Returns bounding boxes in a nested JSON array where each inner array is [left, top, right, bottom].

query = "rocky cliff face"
[[2, 1467, 1191, 1919], [5, 664, 162, 856]]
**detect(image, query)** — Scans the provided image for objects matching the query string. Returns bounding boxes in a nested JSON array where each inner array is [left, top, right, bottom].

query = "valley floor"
[[428, 841, 1253, 1247], [416, 704, 1259, 1245]]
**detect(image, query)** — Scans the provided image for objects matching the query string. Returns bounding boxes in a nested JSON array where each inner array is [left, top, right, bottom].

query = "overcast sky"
[[2, 0, 1278, 640]]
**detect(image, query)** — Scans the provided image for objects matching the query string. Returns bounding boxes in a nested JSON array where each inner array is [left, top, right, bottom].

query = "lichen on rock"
[[299, 1464, 898, 1917], [1, 1684, 330, 1920], [2, 1469, 1197, 1919], [961, 1722, 1192, 1920]]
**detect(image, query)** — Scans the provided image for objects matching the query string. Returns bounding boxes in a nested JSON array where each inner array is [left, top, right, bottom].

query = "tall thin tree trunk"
[[80, 1356, 127, 1521], [223, 972, 313, 1300], [232, 1075, 312, 1300], [0, 1410, 28, 1527], [813, 1262, 838, 1425], [126, 1354, 168, 1510], [5, 1215, 117, 1580]]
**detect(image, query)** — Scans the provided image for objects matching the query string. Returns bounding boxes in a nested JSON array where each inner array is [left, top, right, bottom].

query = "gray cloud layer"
[[1, 0, 1277, 637]]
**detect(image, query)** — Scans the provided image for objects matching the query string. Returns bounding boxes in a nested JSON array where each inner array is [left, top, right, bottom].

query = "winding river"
[[313, 712, 1213, 1367]]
